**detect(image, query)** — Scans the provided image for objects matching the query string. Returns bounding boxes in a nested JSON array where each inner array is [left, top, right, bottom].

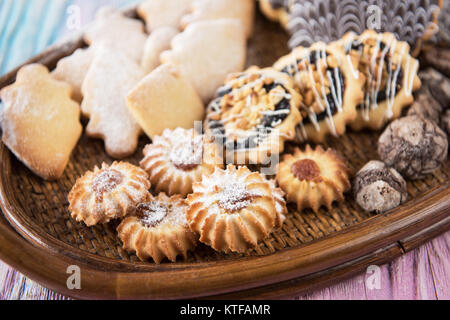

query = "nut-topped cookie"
[[336, 30, 421, 130], [274, 42, 364, 143], [205, 67, 302, 165], [378, 115, 448, 180]]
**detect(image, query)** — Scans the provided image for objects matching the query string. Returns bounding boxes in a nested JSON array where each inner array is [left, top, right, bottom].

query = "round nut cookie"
[[353, 160, 408, 214], [378, 115, 448, 180]]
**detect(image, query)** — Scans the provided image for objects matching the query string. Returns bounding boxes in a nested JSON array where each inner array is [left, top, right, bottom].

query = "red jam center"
[[291, 159, 321, 182]]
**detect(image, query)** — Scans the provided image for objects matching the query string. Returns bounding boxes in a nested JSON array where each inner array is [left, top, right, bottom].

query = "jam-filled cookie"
[[205, 67, 302, 165], [276, 145, 351, 212], [68, 162, 151, 226], [140, 128, 223, 197], [274, 42, 365, 143], [186, 165, 286, 253], [336, 30, 421, 131], [259, 0, 291, 27], [117, 193, 198, 263]]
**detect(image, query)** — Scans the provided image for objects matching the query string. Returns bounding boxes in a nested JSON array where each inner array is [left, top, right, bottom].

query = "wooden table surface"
[[0, 0, 449, 300]]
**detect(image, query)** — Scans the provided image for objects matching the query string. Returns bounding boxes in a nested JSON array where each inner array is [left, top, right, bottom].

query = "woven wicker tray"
[[0, 10, 449, 300]]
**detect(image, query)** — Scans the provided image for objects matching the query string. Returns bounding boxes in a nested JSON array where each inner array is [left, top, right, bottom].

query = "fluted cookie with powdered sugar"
[[118, 193, 198, 263], [186, 165, 287, 253], [140, 128, 223, 197], [68, 162, 151, 226]]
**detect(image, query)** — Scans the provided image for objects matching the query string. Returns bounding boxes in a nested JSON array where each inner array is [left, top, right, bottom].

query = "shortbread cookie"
[[68, 162, 151, 226], [161, 19, 247, 103], [0, 64, 82, 180], [259, 0, 290, 27], [140, 128, 223, 196], [82, 47, 145, 158], [181, 0, 255, 38], [336, 31, 421, 131], [126, 63, 204, 139], [117, 193, 198, 263], [52, 47, 94, 102], [378, 115, 448, 180], [137, 0, 193, 32], [353, 160, 407, 214], [276, 145, 351, 212], [205, 67, 302, 165], [187, 165, 285, 253], [141, 27, 179, 73], [274, 42, 364, 143], [84, 6, 147, 62]]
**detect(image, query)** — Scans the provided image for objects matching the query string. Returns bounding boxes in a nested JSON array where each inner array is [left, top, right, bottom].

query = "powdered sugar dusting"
[[92, 169, 123, 202], [137, 202, 168, 227], [199, 168, 260, 213], [218, 182, 252, 212], [166, 128, 203, 171], [137, 199, 188, 227]]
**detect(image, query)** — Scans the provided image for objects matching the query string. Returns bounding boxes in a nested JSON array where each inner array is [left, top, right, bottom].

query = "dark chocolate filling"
[[279, 50, 346, 125], [346, 40, 404, 108], [208, 81, 292, 151]]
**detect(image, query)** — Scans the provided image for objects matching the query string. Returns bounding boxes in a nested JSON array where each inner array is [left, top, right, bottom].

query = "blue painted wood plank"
[[1, 0, 50, 74], [0, 0, 29, 71]]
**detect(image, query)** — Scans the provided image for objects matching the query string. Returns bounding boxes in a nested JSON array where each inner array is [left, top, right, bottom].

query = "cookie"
[[52, 47, 94, 102], [160, 19, 247, 103], [68, 162, 151, 227], [140, 128, 223, 196], [137, 0, 193, 32], [276, 145, 351, 212], [423, 47, 450, 78], [181, 0, 255, 38], [336, 31, 421, 131], [274, 42, 364, 143], [378, 115, 448, 180], [84, 6, 147, 62], [82, 47, 145, 158], [353, 160, 407, 214], [126, 63, 204, 139], [186, 165, 285, 253], [141, 27, 179, 73], [117, 193, 198, 263], [441, 110, 450, 136], [259, 0, 290, 27], [205, 67, 302, 165], [416, 68, 450, 108], [0, 64, 82, 180]]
